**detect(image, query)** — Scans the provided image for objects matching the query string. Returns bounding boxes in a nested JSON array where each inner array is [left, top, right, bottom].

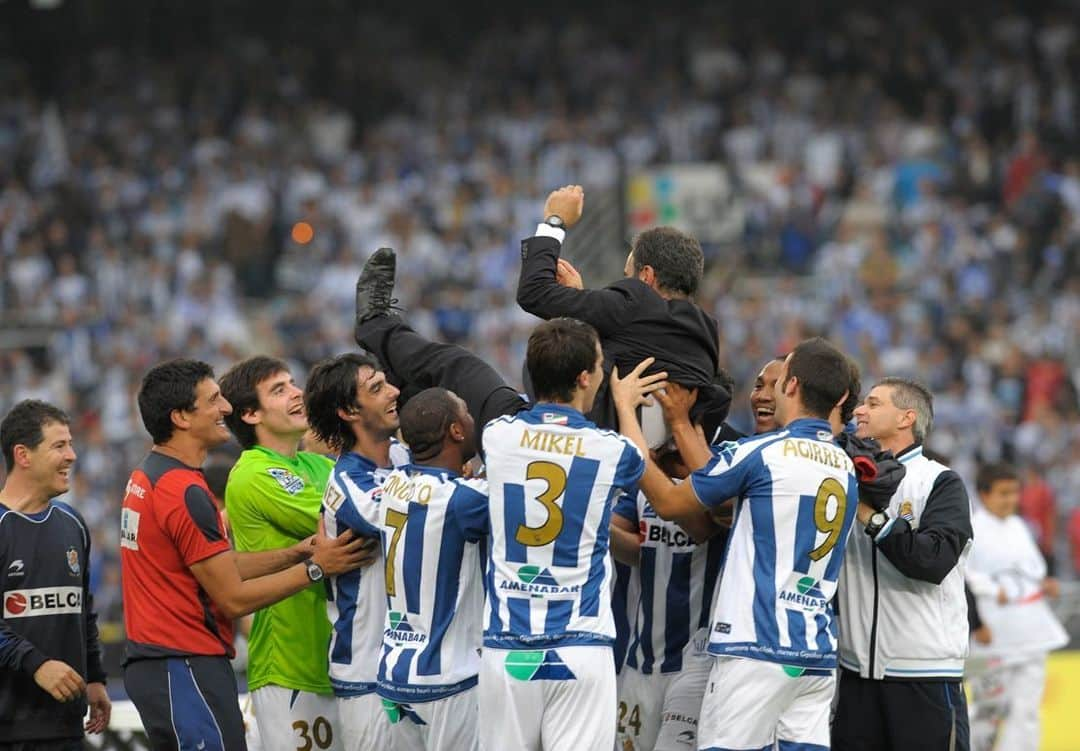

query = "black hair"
[[1, 400, 71, 472], [399, 388, 462, 463], [840, 356, 862, 425], [526, 318, 600, 404], [976, 462, 1019, 494], [219, 356, 291, 449], [783, 338, 850, 420], [138, 359, 215, 444], [304, 352, 383, 453], [630, 227, 704, 296]]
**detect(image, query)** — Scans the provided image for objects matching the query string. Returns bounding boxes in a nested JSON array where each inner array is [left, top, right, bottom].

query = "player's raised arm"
[[611, 359, 703, 520], [516, 185, 635, 334]]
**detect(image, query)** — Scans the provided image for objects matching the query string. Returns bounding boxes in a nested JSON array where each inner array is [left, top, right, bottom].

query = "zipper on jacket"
[[868, 546, 880, 677]]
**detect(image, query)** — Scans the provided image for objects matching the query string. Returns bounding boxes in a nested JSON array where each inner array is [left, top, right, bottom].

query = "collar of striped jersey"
[[524, 402, 590, 427], [405, 463, 461, 479], [782, 417, 835, 438], [340, 449, 383, 472]]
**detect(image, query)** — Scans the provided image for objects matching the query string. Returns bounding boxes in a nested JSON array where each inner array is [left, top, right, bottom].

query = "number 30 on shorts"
[[292, 716, 333, 751]]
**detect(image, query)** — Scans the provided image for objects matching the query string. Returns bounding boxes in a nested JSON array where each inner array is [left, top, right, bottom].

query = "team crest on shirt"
[[267, 468, 305, 495], [65, 547, 80, 576], [899, 500, 914, 521], [541, 412, 568, 425]]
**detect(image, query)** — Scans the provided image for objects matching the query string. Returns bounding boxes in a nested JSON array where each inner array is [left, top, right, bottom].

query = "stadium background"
[[1, 0, 1079, 747]]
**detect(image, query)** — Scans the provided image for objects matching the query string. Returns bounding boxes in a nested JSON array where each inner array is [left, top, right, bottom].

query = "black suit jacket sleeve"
[[516, 235, 636, 335], [876, 470, 973, 585]]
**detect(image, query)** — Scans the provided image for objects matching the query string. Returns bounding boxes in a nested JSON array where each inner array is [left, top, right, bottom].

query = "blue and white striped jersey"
[[349, 464, 488, 703], [482, 403, 644, 649], [614, 490, 725, 675], [611, 559, 637, 674], [690, 418, 858, 670], [321, 442, 410, 697]]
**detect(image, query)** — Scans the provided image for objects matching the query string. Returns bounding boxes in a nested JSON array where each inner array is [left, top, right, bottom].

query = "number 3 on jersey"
[[515, 461, 566, 547]]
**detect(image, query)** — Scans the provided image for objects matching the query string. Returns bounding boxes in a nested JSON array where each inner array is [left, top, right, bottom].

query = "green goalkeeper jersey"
[[225, 446, 335, 694]]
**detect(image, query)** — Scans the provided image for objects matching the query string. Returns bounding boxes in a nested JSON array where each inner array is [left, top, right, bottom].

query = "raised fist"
[[543, 185, 584, 228]]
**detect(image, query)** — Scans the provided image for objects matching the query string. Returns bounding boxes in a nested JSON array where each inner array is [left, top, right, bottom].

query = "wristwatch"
[[305, 561, 325, 582], [544, 214, 566, 230], [864, 511, 889, 538]]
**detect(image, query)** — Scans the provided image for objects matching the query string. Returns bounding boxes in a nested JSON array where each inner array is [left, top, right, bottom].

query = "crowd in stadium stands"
[[0, 6, 1079, 625]]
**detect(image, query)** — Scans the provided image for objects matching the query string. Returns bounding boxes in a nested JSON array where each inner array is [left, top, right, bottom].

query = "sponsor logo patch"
[[676, 729, 696, 745], [3, 586, 82, 618], [504, 649, 576, 681], [6, 560, 24, 578], [777, 575, 828, 614], [66, 546, 80, 576], [385, 611, 427, 646], [500, 565, 580, 598], [120, 508, 140, 550]]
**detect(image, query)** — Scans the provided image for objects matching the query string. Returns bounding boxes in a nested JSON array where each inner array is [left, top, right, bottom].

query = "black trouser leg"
[[832, 669, 888, 751], [356, 314, 528, 431], [881, 679, 969, 751], [833, 669, 969, 751]]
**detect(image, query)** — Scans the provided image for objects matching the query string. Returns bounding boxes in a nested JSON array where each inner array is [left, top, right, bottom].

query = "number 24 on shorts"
[[617, 701, 642, 737]]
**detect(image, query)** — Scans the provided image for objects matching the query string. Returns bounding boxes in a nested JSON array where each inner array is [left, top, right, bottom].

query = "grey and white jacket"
[[837, 444, 973, 681]]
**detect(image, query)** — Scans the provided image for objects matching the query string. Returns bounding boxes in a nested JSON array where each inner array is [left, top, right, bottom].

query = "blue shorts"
[[124, 655, 246, 751]]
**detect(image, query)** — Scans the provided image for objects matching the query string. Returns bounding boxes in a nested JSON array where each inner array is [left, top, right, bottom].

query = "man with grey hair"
[[832, 377, 973, 750]]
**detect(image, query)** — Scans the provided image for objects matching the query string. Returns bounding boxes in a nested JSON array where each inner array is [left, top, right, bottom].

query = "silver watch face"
[[307, 562, 324, 581]]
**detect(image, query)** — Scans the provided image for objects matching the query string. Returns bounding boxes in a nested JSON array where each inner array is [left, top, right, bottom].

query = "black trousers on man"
[[832, 668, 970, 751], [356, 314, 528, 434]]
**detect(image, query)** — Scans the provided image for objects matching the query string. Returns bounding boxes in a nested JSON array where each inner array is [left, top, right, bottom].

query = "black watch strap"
[[305, 561, 324, 582], [865, 512, 889, 538]]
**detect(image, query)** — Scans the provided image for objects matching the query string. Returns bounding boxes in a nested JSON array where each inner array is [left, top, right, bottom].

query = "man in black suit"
[[352, 186, 728, 443], [517, 185, 728, 435]]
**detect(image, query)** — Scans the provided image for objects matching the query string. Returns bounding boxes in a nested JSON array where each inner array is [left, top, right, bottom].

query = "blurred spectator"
[[967, 463, 1067, 751], [0, 3, 1078, 633], [1020, 465, 1059, 573]]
